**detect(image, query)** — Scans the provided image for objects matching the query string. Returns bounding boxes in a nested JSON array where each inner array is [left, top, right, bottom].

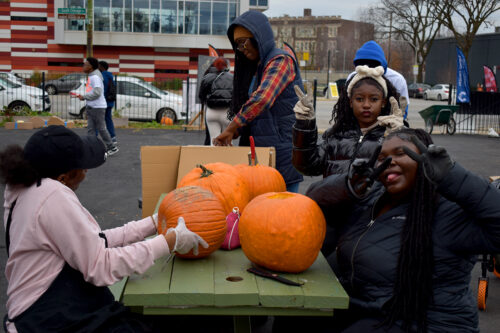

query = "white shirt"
[[84, 71, 107, 108]]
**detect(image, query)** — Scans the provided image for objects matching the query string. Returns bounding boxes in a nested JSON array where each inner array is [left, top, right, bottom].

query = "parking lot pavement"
[[0, 127, 499, 332]]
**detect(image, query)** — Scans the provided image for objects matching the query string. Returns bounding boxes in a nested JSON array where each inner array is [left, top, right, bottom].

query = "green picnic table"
[[110, 195, 349, 333]]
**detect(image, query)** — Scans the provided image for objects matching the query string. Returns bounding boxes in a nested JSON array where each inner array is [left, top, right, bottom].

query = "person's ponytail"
[[0, 145, 38, 187]]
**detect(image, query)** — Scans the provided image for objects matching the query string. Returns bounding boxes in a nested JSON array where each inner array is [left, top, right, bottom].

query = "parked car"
[[423, 84, 452, 101], [68, 77, 184, 122], [40, 73, 86, 95], [0, 77, 51, 112], [407, 83, 431, 98], [0, 71, 24, 84]]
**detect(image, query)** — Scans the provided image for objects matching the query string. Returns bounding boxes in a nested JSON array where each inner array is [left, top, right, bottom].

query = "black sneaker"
[[107, 146, 119, 156], [111, 137, 118, 144]]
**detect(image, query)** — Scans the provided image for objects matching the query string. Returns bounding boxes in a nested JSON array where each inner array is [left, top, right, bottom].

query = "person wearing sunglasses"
[[213, 10, 304, 193]]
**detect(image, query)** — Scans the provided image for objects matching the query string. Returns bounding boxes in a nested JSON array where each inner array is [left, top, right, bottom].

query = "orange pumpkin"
[[234, 164, 286, 199], [161, 116, 173, 125], [177, 162, 251, 214], [239, 192, 326, 273], [158, 186, 227, 258]]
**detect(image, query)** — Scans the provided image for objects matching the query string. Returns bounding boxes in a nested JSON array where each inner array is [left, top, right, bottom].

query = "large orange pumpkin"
[[234, 163, 286, 199], [177, 162, 251, 214], [239, 192, 326, 273], [158, 186, 227, 258]]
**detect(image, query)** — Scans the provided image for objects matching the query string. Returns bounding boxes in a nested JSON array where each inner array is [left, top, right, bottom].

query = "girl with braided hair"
[[293, 65, 405, 256], [304, 127, 500, 332]]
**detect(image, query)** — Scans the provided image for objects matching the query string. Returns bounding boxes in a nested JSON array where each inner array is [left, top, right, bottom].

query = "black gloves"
[[402, 136, 454, 184], [347, 146, 392, 199]]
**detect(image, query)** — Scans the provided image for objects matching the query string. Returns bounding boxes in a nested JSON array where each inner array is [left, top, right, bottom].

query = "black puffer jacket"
[[198, 67, 233, 108], [292, 119, 386, 178], [306, 163, 500, 333]]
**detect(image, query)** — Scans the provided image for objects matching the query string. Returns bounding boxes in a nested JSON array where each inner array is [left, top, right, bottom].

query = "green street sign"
[[58, 8, 86, 15]]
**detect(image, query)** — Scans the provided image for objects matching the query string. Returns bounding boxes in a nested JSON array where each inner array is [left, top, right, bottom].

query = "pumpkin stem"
[[197, 164, 213, 177]]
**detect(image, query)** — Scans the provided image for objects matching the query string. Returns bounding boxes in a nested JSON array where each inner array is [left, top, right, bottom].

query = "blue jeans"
[[286, 182, 301, 193]]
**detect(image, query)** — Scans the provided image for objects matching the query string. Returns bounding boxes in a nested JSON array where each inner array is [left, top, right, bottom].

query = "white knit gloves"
[[293, 84, 315, 120], [378, 96, 407, 136], [167, 217, 208, 255]]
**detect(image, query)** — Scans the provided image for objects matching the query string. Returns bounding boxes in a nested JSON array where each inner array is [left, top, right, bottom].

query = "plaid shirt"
[[234, 54, 296, 126]]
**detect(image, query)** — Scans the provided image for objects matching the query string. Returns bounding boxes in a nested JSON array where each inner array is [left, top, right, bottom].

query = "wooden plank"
[[169, 256, 215, 306], [213, 250, 260, 307], [142, 306, 334, 316], [122, 257, 174, 306], [254, 269, 304, 308], [108, 278, 127, 302], [298, 254, 349, 309]]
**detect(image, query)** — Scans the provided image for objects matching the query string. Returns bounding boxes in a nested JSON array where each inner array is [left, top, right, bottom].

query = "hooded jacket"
[[199, 66, 233, 108], [227, 11, 304, 186], [306, 163, 500, 332]]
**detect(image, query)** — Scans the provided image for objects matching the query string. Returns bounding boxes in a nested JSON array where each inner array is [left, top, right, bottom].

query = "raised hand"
[[378, 96, 405, 136], [348, 146, 392, 199], [166, 217, 209, 255], [293, 83, 315, 120], [402, 136, 454, 184]]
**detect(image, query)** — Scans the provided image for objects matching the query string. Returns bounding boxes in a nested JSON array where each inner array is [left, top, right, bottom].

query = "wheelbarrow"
[[418, 104, 459, 135]]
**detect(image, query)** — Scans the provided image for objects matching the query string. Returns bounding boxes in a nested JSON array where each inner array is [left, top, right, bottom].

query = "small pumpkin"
[[239, 192, 326, 273], [177, 162, 251, 215], [158, 185, 227, 258], [161, 116, 174, 125]]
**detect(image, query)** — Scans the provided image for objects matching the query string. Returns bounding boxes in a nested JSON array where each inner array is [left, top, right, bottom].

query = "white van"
[[68, 77, 183, 122]]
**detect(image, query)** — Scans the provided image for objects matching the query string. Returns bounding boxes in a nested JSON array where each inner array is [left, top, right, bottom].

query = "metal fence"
[[456, 92, 500, 134], [0, 72, 203, 126]]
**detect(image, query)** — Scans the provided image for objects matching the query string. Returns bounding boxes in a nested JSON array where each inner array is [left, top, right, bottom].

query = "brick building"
[[268, 8, 374, 72]]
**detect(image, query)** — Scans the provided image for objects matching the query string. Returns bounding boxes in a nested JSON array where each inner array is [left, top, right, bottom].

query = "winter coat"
[[198, 67, 233, 108], [227, 11, 304, 186], [292, 119, 386, 178], [306, 163, 500, 333]]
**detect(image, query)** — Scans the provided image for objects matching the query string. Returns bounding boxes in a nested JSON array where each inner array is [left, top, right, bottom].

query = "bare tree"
[[433, 0, 500, 60], [372, 0, 449, 83]]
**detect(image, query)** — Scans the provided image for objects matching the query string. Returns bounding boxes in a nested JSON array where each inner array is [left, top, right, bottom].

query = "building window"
[[199, 1, 211, 34], [95, 0, 110, 31], [124, 0, 132, 31], [250, 0, 267, 5], [66, 0, 85, 31], [184, 1, 198, 34], [212, 2, 227, 35], [151, 0, 160, 32], [328, 25, 338, 38], [161, 0, 177, 33], [354, 28, 359, 40], [111, 0, 123, 31], [296, 27, 314, 38], [133, 0, 149, 32]]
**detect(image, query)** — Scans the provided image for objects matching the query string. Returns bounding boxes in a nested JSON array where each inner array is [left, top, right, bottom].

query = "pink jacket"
[[3, 178, 169, 332]]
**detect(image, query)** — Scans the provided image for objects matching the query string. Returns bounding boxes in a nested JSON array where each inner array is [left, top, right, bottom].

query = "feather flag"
[[208, 44, 219, 57], [483, 65, 498, 92], [456, 47, 470, 103]]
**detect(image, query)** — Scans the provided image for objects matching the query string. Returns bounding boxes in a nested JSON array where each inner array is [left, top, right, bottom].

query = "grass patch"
[[128, 121, 185, 130]]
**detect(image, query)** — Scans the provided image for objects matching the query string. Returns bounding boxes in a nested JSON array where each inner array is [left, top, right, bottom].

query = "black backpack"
[[105, 78, 116, 102]]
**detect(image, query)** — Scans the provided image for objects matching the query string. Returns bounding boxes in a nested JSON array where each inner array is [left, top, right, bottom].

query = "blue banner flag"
[[456, 47, 470, 103]]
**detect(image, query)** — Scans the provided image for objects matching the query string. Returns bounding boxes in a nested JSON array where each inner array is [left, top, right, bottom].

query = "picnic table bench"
[[109, 194, 349, 333]]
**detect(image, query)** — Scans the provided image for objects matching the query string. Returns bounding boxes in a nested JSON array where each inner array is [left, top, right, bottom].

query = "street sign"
[[413, 65, 419, 75], [303, 52, 309, 61], [58, 7, 86, 19]]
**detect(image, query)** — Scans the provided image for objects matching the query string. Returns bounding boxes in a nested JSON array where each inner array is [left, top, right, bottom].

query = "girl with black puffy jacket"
[[292, 65, 405, 255]]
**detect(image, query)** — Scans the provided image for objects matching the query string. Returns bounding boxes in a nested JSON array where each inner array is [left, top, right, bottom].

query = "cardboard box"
[[141, 145, 276, 217]]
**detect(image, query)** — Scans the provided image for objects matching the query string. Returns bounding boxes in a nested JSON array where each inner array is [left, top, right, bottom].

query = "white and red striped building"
[[0, 0, 269, 80]]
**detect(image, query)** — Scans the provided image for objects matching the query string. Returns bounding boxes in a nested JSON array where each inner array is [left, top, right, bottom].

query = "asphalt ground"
[[0, 126, 500, 332]]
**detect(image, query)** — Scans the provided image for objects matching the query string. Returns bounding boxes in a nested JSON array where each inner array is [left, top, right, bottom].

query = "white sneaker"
[[107, 146, 119, 156]]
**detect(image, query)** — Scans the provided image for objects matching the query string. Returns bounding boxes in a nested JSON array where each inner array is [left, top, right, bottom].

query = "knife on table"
[[247, 266, 304, 286]]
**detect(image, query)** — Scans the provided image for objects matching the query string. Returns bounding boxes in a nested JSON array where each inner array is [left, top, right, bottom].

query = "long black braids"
[[325, 76, 399, 138], [226, 47, 259, 121], [382, 128, 437, 333]]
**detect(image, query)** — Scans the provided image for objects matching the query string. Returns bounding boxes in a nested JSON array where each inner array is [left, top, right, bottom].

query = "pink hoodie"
[[3, 178, 170, 332]]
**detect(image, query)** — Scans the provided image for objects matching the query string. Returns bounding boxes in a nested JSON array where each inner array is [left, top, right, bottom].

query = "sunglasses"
[[235, 38, 255, 52]]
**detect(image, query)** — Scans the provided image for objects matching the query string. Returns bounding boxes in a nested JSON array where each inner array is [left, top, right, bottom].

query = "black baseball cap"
[[24, 125, 106, 178]]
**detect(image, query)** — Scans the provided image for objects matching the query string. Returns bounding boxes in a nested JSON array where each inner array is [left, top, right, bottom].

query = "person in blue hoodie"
[[347, 41, 410, 119], [212, 10, 304, 192], [98, 61, 117, 144]]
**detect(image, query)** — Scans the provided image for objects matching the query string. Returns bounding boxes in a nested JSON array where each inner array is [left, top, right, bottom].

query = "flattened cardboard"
[[141, 145, 276, 217]]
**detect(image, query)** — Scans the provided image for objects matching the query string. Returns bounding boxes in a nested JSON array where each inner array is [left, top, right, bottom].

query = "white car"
[[423, 84, 452, 101], [0, 77, 51, 112], [68, 77, 184, 122], [0, 71, 24, 84]]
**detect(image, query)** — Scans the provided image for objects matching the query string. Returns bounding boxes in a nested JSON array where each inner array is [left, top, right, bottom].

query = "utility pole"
[[326, 49, 330, 87], [86, 0, 93, 57], [388, 12, 392, 66]]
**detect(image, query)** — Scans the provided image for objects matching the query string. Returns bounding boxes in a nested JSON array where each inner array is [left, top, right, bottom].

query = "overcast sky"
[[263, 0, 500, 34]]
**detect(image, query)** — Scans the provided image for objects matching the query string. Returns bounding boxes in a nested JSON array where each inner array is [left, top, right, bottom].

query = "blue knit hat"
[[353, 41, 388, 74]]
